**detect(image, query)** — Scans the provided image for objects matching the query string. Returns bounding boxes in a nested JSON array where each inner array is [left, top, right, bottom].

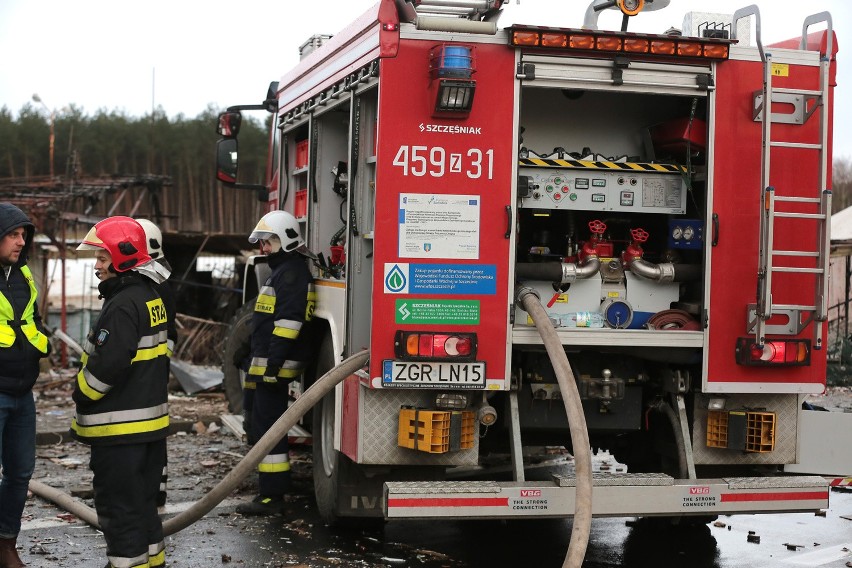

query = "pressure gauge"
[[672, 226, 683, 240], [683, 226, 695, 241]]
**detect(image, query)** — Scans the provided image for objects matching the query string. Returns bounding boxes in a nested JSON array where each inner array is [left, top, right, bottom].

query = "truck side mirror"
[[217, 111, 242, 137], [216, 138, 239, 184]]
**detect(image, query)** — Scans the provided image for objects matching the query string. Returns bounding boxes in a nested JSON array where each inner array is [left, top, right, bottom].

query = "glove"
[[263, 366, 281, 382], [232, 340, 250, 368]]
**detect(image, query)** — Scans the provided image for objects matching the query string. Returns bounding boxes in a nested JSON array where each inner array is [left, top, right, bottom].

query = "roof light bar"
[[509, 26, 731, 60]]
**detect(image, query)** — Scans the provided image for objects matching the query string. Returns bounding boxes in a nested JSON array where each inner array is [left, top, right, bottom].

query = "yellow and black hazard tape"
[[519, 158, 687, 173]]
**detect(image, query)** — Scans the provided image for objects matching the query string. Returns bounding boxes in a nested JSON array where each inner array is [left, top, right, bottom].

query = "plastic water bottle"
[[559, 312, 604, 328]]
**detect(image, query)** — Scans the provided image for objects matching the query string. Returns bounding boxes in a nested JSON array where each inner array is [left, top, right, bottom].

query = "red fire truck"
[[215, 0, 850, 526]]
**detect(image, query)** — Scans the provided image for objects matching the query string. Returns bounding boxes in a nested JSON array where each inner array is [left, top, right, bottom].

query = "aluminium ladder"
[[733, 7, 833, 349]]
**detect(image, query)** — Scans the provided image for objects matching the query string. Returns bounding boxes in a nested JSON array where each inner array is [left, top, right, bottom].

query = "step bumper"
[[383, 474, 829, 519]]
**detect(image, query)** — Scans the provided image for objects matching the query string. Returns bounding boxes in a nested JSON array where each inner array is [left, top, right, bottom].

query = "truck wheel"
[[312, 333, 343, 525], [221, 300, 253, 414]]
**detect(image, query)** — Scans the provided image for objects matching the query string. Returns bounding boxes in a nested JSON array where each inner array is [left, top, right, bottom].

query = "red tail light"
[[735, 338, 810, 366], [395, 331, 477, 361]]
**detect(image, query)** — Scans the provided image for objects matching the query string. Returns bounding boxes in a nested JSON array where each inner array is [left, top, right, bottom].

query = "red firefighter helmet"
[[77, 216, 151, 272]]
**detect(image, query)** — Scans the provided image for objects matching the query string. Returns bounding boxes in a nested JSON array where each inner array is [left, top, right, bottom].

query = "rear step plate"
[[383, 475, 829, 519]]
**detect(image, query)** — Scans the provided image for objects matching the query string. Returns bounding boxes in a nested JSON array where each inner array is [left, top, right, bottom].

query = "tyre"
[[312, 332, 345, 526], [221, 300, 254, 414]]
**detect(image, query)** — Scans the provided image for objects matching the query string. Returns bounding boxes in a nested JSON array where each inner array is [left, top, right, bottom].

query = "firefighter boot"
[[235, 495, 285, 516], [0, 537, 26, 568]]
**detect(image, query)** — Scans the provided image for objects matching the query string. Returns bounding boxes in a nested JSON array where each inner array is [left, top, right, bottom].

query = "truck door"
[[706, 37, 832, 393]]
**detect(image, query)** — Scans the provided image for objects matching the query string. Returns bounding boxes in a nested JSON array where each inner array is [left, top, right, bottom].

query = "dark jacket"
[[247, 251, 316, 382], [154, 279, 178, 353], [71, 272, 171, 445], [152, 257, 177, 352], [0, 202, 48, 396]]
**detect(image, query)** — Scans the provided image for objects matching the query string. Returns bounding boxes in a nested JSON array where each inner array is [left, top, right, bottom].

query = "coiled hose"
[[29, 349, 370, 536], [518, 288, 593, 568]]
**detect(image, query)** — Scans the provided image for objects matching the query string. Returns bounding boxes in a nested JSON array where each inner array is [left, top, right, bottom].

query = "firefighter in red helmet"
[[73, 216, 172, 568]]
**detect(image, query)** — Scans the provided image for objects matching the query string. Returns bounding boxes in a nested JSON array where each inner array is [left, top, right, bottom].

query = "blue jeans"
[[0, 391, 36, 538]]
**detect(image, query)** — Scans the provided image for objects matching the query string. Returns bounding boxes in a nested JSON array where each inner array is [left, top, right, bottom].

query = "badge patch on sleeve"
[[95, 329, 110, 345], [147, 298, 168, 327]]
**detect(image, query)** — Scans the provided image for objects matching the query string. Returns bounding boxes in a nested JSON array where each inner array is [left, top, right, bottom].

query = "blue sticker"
[[409, 264, 497, 295]]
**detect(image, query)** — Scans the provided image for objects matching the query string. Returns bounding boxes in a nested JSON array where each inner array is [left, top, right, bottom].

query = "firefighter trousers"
[[251, 381, 292, 496], [90, 439, 167, 568]]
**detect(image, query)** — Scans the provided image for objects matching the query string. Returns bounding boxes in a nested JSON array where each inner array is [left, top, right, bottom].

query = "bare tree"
[[834, 156, 852, 213]]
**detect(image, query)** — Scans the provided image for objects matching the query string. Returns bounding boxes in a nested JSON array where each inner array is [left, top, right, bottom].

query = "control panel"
[[518, 167, 686, 214]]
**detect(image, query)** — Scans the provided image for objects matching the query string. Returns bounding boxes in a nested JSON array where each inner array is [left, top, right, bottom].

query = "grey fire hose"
[[650, 398, 689, 479], [518, 287, 593, 568], [29, 349, 370, 536]]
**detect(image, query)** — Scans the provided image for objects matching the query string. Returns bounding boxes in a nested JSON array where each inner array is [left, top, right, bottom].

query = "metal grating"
[[554, 473, 674, 487], [692, 393, 798, 465], [724, 475, 827, 490], [386, 480, 501, 494], [359, 386, 479, 466]]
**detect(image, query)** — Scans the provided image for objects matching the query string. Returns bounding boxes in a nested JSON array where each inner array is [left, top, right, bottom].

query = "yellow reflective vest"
[[0, 265, 49, 353]]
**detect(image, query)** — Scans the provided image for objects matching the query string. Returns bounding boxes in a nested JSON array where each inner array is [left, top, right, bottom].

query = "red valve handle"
[[588, 220, 607, 235], [630, 228, 649, 243]]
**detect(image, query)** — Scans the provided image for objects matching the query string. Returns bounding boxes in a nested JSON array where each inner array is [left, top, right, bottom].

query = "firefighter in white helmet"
[[136, 218, 176, 510], [73, 216, 171, 568], [135, 219, 176, 351], [235, 210, 316, 515]]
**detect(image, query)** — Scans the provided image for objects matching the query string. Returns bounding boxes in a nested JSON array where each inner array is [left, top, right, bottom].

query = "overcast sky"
[[1, 0, 848, 158]]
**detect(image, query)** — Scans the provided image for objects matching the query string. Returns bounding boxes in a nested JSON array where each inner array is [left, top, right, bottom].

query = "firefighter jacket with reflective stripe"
[[71, 272, 171, 445], [247, 252, 316, 383], [0, 264, 49, 396]]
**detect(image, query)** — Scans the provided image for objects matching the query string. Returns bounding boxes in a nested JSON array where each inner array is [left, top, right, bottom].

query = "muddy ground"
[[20, 370, 852, 567]]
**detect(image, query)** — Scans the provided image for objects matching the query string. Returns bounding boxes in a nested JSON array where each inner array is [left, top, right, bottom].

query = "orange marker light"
[[650, 39, 676, 55], [703, 44, 729, 59], [596, 36, 623, 51], [541, 33, 568, 48], [570, 34, 596, 50], [512, 31, 540, 46], [677, 41, 703, 57], [406, 334, 420, 356], [623, 38, 650, 53]]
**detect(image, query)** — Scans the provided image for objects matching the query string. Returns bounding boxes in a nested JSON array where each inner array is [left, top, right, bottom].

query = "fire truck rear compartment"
[[513, 87, 707, 334], [508, 80, 708, 449]]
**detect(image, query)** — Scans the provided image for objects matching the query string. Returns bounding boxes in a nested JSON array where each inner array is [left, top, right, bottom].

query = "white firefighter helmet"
[[249, 210, 316, 258], [135, 218, 165, 260]]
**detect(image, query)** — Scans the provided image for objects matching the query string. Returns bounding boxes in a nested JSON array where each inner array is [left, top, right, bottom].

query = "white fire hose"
[[29, 350, 370, 536], [518, 287, 594, 568]]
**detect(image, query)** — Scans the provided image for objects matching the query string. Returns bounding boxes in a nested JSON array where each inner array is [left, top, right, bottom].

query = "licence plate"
[[382, 360, 486, 389]]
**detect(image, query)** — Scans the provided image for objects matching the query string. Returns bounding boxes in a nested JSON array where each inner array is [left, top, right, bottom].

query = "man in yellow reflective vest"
[[0, 203, 50, 568], [72, 216, 172, 568]]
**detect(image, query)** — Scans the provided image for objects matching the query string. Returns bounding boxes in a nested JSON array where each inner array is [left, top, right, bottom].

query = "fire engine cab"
[[215, 0, 850, 526]]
